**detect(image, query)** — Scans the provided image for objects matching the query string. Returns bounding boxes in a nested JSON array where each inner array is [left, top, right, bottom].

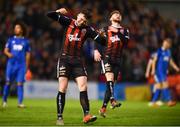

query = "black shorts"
[[101, 56, 121, 80], [57, 55, 87, 78]]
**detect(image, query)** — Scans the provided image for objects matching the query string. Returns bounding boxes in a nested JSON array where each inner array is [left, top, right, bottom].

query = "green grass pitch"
[[0, 98, 180, 126]]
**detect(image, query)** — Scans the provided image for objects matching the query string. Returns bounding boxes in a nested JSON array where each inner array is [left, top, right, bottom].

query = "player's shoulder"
[[23, 37, 30, 44], [120, 26, 129, 34], [157, 48, 162, 52], [9, 36, 16, 40], [7, 36, 16, 42], [167, 49, 171, 55]]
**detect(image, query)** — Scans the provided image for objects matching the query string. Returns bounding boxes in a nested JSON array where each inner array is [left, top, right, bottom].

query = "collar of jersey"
[[111, 24, 122, 29], [14, 35, 24, 39]]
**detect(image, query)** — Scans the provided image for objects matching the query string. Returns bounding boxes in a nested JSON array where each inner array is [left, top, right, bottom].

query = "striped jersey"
[[47, 11, 100, 57], [100, 25, 129, 61]]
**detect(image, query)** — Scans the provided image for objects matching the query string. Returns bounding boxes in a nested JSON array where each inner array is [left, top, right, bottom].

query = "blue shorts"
[[6, 63, 26, 83], [154, 73, 167, 83]]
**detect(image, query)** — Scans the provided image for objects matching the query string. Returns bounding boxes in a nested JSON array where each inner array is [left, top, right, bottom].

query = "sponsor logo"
[[163, 56, 169, 61], [110, 35, 120, 42], [68, 34, 81, 42], [13, 44, 23, 51]]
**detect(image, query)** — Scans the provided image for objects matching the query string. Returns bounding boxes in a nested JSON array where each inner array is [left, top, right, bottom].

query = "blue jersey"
[[155, 48, 171, 77], [5, 36, 31, 82], [5, 36, 31, 66]]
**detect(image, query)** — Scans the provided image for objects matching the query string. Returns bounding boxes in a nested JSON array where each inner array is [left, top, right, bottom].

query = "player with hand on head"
[[94, 10, 129, 118], [47, 8, 105, 125], [2, 21, 31, 108], [151, 38, 180, 107]]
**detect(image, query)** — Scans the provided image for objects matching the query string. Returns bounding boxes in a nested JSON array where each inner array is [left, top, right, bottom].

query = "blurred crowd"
[[0, 0, 180, 82]]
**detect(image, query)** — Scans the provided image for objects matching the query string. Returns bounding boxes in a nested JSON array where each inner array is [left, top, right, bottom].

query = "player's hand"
[[26, 69, 32, 81], [176, 67, 180, 73], [98, 29, 106, 37], [94, 49, 101, 62], [8, 53, 13, 58], [56, 8, 68, 15], [145, 72, 149, 78]]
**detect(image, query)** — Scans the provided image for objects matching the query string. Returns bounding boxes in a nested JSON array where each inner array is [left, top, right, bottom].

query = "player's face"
[[14, 24, 23, 36], [163, 40, 172, 49], [110, 13, 122, 23], [76, 13, 87, 26]]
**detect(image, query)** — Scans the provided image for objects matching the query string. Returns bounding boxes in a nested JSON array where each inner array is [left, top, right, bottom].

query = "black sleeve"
[[46, 11, 71, 26], [121, 28, 130, 48], [87, 27, 106, 46]]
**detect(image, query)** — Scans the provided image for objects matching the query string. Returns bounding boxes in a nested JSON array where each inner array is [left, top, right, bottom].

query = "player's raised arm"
[[46, 8, 71, 26], [170, 59, 180, 72]]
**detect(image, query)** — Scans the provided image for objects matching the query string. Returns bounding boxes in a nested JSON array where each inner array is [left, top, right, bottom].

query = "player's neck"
[[161, 46, 167, 50], [111, 22, 121, 28], [15, 35, 23, 38]]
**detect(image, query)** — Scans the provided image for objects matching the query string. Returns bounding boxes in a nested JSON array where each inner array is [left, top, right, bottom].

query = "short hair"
[[164, 38, 172, 44], [13, 20, 27, 36], [109, 10, 121, 18], [79, 9, 92, 20]]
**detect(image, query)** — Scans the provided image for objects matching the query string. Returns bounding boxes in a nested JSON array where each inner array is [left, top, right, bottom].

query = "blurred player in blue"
[[151, 38, 179, 107], [145, 52, 164, 106], [2, 21, 31, 108]]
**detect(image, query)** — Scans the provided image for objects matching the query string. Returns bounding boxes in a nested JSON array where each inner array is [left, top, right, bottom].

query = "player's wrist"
[[8, 53, 13, 58], [56, 8, 68, 15]]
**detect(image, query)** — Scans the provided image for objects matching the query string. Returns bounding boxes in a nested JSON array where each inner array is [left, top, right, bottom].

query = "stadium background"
[[0, 0, 180, 101]]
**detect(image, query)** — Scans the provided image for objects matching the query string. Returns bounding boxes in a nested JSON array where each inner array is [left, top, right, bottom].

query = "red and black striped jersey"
[[47, 11, 101, 57], [100, 25, 129, 61]]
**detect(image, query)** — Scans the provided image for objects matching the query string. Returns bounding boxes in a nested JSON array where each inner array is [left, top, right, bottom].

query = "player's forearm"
[[26, 53, 30, 69], [46, 11, 59, 21], [4, 48, 13, 58], [47, 8, 68, 21], [95, 36, 106, 46], [170, 59, 180, 72], [145, 64, 151, 76], [151, 60, 156, 75]]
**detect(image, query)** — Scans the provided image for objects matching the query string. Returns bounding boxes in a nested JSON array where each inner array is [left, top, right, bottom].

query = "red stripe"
[[112, 41, 118, 57], [106, 27, 112, 55], [63, 21, 74, 53], [118, 41, 123, 57], [76, 30, 86, 56]]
